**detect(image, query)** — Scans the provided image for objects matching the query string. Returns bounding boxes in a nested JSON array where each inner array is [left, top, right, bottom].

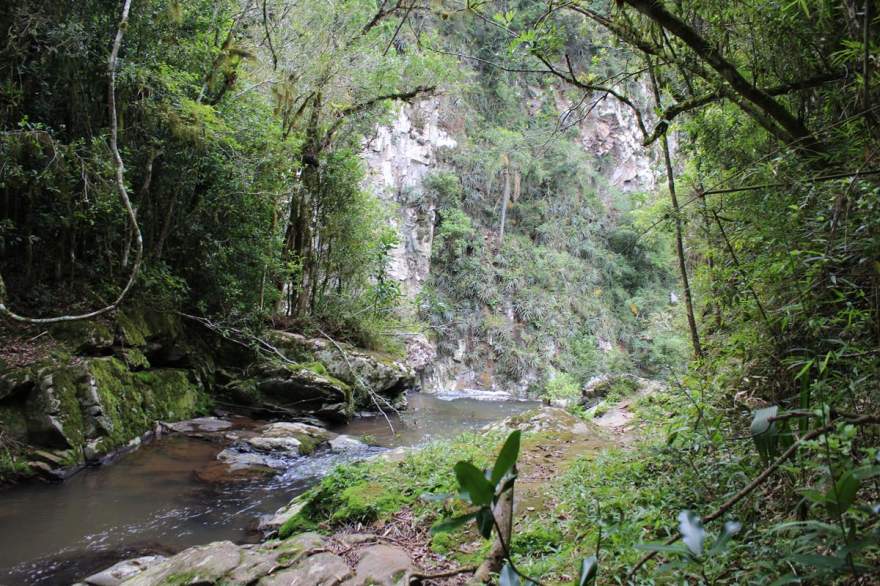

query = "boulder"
[[253, 363, 352, 423], [244, 436, 303, 455], [265, 331, 415, 410], [329, 434, 367, 453], [342, 545, 414, 586], [164, 417, 233, 434], [258, 499, 307, 533]]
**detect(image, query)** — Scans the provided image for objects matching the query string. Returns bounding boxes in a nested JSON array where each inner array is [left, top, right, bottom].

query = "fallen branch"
[[0, 0, 142, 324], [315, 328, 399, 434], [627, 414, 880, 577], [406, 565, 476, 584]]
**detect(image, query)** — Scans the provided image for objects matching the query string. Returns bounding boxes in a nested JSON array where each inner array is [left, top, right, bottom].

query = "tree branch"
[[642, 72, 844, 145], [323, 85, 436, 145], [533, 53, 648, 139], [620, 0, 820, 151]]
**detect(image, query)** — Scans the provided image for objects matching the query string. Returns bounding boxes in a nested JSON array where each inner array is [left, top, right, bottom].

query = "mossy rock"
[[49, 319, 114, 353], [116, 306, 183, 348], [87, 357, 210, 452]]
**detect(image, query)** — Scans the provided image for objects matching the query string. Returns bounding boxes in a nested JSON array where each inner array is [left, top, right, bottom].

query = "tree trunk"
[[498, 163, 511, 246], [473, 485, 514, 582], [648, 58, 703, 359]]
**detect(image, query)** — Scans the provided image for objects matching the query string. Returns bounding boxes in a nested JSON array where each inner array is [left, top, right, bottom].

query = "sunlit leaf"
[[491, 430, 521, 486]]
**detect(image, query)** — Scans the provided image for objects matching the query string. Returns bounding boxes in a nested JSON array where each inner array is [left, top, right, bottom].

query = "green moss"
[[116, 310, 149, 346], [0, 447, 31, 482], [161, 571, 199, 586], [49, 320, 114, 351], [123, 348, 150, 369], [278, 513, 320, 539], [292, 433, 320, 456], [296, 360, 329, 376], [47, 367, 87, 449], [280, 432, 501, 539], [330, 481, 406, 522], [87, 357, 209, 453]]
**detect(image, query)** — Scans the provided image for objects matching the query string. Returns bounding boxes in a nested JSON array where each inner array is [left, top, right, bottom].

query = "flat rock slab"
[[487, 406, 602, 436], [342, 544, 415, 586], [261, 421, 334, 441], [79, 555, 166, 586], [165, 417, 234, 434], [123, 541, 242, 586], [258, 552, 353, 586], [84, 532, 420, 586]]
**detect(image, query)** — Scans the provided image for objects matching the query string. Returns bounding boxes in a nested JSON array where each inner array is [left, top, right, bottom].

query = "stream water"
[[0, 392, 538, 586]]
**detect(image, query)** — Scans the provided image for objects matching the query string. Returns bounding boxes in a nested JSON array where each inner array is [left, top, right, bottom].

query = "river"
[[0, 392, 538, 585]]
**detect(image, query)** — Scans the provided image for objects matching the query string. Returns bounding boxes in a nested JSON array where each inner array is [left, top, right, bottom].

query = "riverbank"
[[0, 307, 416, 485], [71, 379, 662, 586], [0, 392, 540, 584]]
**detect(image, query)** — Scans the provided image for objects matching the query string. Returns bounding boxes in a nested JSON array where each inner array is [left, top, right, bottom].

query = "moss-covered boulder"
[[0, 355, 210, 482], [251, 361, 353, 422], [266, 331, 415, 411]]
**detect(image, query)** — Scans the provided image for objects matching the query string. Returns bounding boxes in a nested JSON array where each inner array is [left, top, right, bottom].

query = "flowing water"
[[0, 392, 538, 585]]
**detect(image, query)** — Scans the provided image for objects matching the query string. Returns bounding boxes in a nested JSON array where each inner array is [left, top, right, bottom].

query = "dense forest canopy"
[[1, 0, 879, 584]]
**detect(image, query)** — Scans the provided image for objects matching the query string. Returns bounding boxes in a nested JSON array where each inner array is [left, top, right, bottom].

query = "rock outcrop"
[[0, 310, 404, 483], [263, 330, 414, 412], [78, 532, 419, 586], [0, 308, 212, 482]]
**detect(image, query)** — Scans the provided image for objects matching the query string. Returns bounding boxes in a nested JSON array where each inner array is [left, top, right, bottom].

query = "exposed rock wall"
[[362, 89, 660, 395], [362, 99, 456, 301], [0, 309, 213, 481]]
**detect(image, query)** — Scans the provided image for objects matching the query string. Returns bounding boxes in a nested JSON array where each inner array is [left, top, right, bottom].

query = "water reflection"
[[0, 392, 537, 585]]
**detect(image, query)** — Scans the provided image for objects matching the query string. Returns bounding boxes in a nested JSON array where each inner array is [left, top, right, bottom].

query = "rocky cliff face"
[[556, 87, 658, 195], [363, 89, 659, 395], [362, 99, 456, 301]]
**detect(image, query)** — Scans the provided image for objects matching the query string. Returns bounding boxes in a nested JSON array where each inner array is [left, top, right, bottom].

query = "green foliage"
[[433, 429, 600, 586], [542, 372, 580, 402], [421, 75, 685, 387]]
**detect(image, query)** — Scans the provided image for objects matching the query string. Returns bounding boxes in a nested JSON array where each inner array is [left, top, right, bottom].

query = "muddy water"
[[0, 392, 537, 585]]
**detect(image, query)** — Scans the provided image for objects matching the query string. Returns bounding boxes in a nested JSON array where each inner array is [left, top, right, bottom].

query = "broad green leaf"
[[454, 461, 493, 506], [790, 553, 847, 570], [853, 465, 880, 480], [430, 512, 477, 534], [678, 510, 706, 556], [826, 470, 860, 515], [577, 556, 598, 585], [491, 430, 521, 486]]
